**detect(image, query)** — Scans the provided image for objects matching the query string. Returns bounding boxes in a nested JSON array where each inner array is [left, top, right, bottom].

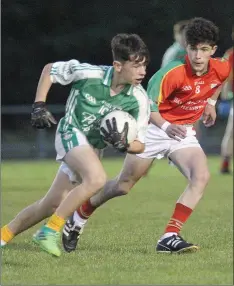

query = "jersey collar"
[[102, 66, 134, 95]]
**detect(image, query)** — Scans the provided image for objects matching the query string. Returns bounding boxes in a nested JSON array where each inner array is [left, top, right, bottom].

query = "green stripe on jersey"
[[147, 60, 185, 111]]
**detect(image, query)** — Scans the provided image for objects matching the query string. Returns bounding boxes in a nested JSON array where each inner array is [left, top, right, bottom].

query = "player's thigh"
[[59, 149, 104, 184], [169, 147, 210, 182], [41, 167, 76, 210], [64, 145, 107, 188], [117, 153, 154, 189], [55, 129, 106, 187]]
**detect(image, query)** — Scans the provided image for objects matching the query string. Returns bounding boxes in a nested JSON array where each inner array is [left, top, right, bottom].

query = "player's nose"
[[195, 50, 202, 59], [139, 66, 146, 76]]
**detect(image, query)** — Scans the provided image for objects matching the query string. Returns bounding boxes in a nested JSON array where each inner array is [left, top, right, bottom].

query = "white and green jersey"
[[161, 42, 186, 68], [50, 60, 150, 149]]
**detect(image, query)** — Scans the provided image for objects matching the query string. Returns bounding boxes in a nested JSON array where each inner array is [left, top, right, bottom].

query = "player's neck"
[[111, 73, 127, 95]]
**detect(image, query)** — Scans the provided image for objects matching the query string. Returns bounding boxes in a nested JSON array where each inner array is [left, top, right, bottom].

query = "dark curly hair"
[[111, 33, 150, 64], [185, 17, 219, 47]]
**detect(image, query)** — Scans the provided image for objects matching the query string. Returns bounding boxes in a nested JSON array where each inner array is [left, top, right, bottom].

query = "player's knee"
[[200, 170, 210, 185], [191, 169, 210, 188], [84, 171, 107, 193]]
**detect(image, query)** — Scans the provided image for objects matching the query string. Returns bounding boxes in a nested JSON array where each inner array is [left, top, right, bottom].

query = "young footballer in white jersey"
[[161, 20, 189, 68], [61, 18, 230, 254], [1, 34, 151, 257]]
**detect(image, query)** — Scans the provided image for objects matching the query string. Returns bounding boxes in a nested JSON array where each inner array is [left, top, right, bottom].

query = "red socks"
[[221, 156, 230, 170], [164, 203, 193, 234], [77, 200, 96, 219]]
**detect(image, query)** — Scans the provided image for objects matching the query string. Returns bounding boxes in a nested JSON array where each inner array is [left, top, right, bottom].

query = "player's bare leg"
[[156, 147, 210, 253], [34, 145, 107, 256], [62, 154, 154, 252], [91, 154, 154, 206], [141, 159, 154, 177], [1, 167, 75, 247], [220, 107, 233, 174]]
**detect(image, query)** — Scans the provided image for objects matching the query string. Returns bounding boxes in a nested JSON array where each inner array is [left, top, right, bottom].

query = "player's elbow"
[[42, 63, 53, 75]]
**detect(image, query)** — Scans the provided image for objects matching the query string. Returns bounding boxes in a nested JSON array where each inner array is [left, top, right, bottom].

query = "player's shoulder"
[[132, 84, 148, 97], [163, 44, 179, 58], [131, 85, 150, 111], [63, 59, 111, 80], [210, 57, 231, 80], [223, 47, 233, 59], [152, 59, 186, 82], [70, 60, 108, 72], [132, 84, 149, 102], [165, 42, 181, 54], [161, 58, 186, 73]]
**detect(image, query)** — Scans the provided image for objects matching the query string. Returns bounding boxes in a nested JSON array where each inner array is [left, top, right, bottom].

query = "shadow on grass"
[[2, 241, 42, 253], [2, 259, 30, 268], [75, 243, 150, 255]]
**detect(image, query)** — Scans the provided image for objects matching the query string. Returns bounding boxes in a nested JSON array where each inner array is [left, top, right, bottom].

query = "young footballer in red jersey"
[[62, 18, 231, 254], [220, 27, 233, 174]]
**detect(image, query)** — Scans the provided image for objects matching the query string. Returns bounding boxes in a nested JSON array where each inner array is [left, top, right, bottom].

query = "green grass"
[[1, 157, 233, 285]]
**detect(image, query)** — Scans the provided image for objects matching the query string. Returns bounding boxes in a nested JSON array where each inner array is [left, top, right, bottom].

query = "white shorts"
[[55, 126, 104, 183], [55, 127, 89, 161], [137, 123, 201, 160]]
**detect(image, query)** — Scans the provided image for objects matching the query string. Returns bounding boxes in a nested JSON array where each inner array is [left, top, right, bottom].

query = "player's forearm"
[[209, 85, 222, 101], [149, 111, 167, 128], [34, 63, 53, 102], [127, 140, 145, 154]]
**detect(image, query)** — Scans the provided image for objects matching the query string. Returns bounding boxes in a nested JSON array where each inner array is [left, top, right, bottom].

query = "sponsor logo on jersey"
[[182, 85, 192, 91], [195, 81, 205, 85], [210, 83, 218, 89], [84, 93, 96, 104], [63, 134, 73, 140], [81, 112, 96, 125]]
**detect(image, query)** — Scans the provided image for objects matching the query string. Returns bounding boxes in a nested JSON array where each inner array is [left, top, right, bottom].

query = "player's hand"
[[202, 104, 216, 127], [165, 124, 187, 141], [100, 118, 129, 152], [31, 101, 57, 129]]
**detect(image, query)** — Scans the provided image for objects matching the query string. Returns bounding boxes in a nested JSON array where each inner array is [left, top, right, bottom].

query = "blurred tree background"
[[2, 0, 233, 105]]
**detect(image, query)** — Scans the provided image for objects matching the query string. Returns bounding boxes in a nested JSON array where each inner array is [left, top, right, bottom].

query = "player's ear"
[[211, 45, 218, 55], [113, 61, 123, 72]]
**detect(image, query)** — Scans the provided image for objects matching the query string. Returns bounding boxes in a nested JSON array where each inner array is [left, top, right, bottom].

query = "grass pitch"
[[1, 157, 233, 285]]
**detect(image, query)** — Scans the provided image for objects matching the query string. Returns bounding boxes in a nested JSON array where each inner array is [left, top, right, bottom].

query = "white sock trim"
[[1, 239, 7, 246], [159, 232, 178, 241], [73, 211, 88, 228]]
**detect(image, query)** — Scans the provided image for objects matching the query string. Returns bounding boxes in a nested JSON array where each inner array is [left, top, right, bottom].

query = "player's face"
[[186, 43, 217, 74], [114, 56, 147, 85]]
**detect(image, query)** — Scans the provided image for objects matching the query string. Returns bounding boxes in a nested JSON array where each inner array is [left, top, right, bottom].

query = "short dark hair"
[[111, 33, 150, 64], [185, 17, 219, 46]]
